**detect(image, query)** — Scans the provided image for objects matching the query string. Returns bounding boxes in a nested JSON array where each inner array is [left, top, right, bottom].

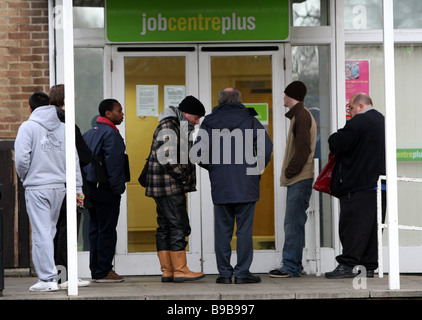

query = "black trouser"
[[154, 194, 191, 251], [336, 190, 387, 270], [88, 183, 121, 279], [214, 202, 256, 278], [53, 196, 82, 282]]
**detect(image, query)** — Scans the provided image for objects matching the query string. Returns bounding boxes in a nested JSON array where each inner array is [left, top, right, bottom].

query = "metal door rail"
[[305, 159, 321, 276]]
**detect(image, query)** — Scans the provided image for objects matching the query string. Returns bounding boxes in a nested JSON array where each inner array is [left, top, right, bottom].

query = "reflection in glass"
[[344, 0, 422, 30], [344, 0, 382, 30], [393, 0, 422, 29], [74, 47, 104, 251], [73, 7, 104, 28], [74, 48, 104, 134], [292, 0, 328, 26], [291, 45, 332, 247]]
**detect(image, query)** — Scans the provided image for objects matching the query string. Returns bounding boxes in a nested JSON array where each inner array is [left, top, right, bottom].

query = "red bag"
[[313, 153, 336, 195]]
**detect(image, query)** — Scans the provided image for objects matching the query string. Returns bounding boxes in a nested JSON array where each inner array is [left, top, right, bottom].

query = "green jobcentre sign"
[[106, 0, 289, 42], [397, 149, 422, 161]]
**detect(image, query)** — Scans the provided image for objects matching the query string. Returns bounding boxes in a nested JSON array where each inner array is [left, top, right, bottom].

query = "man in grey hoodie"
[[14, 92, 84, 292]]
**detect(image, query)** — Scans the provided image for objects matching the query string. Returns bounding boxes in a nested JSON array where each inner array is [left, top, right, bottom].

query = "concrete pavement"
[[2, 273, 422, 300]]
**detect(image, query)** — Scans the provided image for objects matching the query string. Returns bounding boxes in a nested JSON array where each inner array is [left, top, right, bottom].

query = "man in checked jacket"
[[145, 95, 205, 283]]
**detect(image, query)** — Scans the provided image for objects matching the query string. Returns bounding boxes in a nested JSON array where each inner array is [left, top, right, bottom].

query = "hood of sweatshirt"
[[158, 106, 195, 133], [158, 106, 178, 122], [28, 105, 61, 131]]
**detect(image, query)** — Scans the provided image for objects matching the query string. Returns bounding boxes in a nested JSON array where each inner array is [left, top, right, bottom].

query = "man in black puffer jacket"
[[325, 92, 386, 279]]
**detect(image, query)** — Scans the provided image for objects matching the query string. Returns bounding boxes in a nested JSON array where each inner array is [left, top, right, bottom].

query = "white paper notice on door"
[[164, 85, 186, 108], [136, 85, 159, 117]]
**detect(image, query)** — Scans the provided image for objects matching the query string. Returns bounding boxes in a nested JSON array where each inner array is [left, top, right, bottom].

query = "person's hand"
[[76, 193, 85, 208]]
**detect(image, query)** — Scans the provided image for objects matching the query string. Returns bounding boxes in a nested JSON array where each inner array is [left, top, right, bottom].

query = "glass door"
[[198, 44, 287, 274], [111, 46, 202, 275], [110, 44, 290, 276]]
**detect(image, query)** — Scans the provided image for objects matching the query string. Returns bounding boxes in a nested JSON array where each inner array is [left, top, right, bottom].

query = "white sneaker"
[[29, 280, 59, 292], [59, 279, 91, 289]]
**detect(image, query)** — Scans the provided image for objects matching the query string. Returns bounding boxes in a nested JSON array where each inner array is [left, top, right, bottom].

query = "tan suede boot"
[[170, 250, 205, 283], [157, 250, 174, 282]]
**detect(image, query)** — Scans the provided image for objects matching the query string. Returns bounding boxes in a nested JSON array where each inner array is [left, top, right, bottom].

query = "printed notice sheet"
[[164, 85, 186, 108], [136, 85, 159, 117]]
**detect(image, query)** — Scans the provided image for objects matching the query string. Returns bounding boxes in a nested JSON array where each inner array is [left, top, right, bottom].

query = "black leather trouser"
[[154, 193, 191, 251]]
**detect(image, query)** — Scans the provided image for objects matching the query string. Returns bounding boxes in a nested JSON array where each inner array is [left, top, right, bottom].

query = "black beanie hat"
[[178, 95, 206, 116], [284, 81, 307, 101]]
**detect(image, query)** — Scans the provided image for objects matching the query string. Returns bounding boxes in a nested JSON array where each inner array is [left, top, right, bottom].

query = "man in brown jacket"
[[145, 95, 205, 283], [269, 81, 317, 278]]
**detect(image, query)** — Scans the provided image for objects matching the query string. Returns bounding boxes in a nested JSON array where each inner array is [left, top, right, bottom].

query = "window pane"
[[74, 48, 104, 134], [393, 0, 422, 29], [394, 45, 422, 247], [345, 46, 385, 120], [394, 45, 422, 150], [292, 45, 332, 247], [73, 7, 104, 28], [74, 47, 104, 251], [345, 0, 422, 30], [345, 45, 422, 247], [292, 0, 329, 26], [344, 0, 382, 30]]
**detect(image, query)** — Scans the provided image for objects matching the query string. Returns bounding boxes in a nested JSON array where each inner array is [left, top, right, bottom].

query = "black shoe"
[[216, 276, 232, 284], [268, 269, 299, 278], [325, 264, 357, 279], [366, 269, 374, 278], [235, 274, 261, 284]]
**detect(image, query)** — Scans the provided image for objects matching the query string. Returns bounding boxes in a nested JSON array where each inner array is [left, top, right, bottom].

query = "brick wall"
[[0, 0, 49, 139]]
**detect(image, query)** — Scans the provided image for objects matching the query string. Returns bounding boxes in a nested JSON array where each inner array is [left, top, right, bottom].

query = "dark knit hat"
[[284, 81, 307, 101], [178, 95, 206, 116]]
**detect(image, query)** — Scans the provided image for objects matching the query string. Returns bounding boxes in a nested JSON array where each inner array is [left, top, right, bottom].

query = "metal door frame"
[[197, 43, 287, 274], [111, 45, 202, 275]]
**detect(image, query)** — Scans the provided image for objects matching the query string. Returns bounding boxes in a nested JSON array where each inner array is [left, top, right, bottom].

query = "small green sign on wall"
[[245, 103, 268, 125], [106, 0, 289, 42]]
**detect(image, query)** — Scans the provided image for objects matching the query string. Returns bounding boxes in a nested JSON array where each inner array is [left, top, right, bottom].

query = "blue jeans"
[[281, 178, 313, 276], [214, 202, 256, 278]]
